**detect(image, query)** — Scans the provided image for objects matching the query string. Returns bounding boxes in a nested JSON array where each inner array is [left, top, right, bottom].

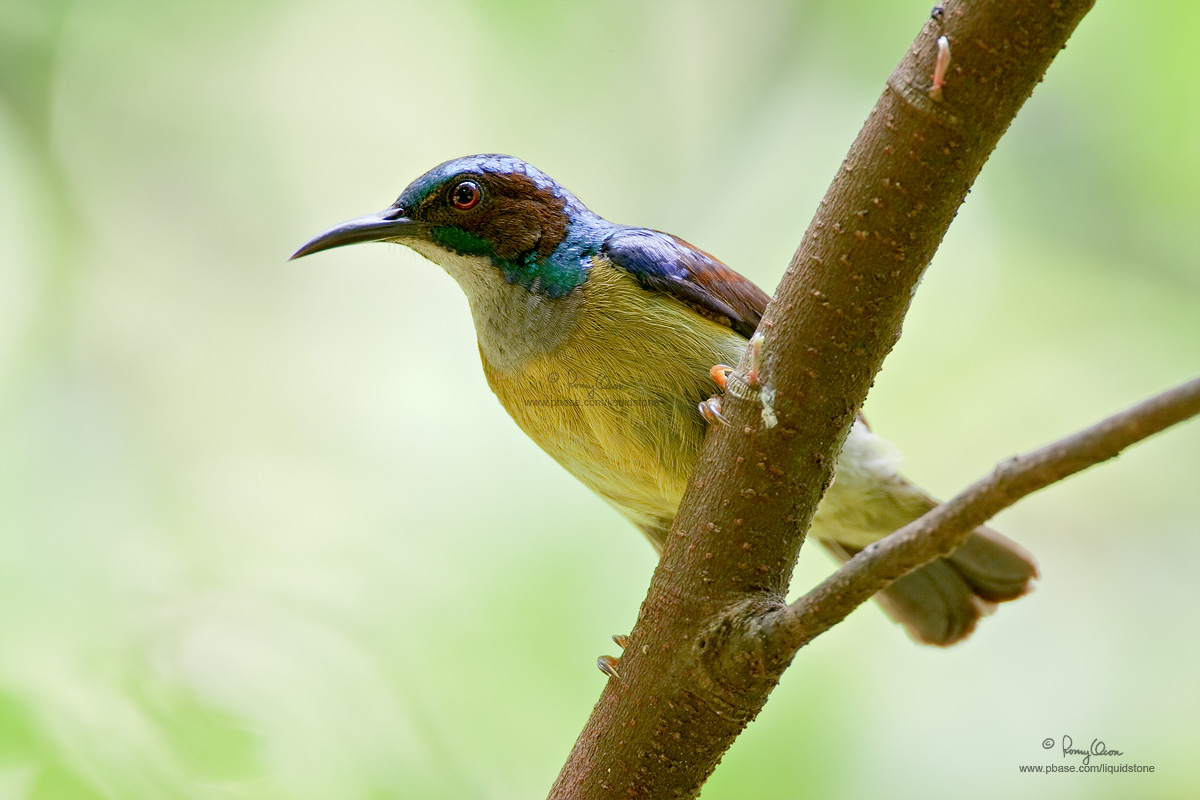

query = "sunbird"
[[292, 154, 1037, 645]]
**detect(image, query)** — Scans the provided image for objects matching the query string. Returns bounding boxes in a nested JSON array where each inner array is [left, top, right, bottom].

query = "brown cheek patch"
[[481, 173, 570, 259], [486, 210, 542, 259]]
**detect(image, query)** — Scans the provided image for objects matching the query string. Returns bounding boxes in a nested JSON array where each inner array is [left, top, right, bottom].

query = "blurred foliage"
[[0, 1, 1197, 799]]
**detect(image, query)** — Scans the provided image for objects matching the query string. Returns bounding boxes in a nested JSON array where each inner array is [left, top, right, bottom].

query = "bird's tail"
[[819, 521, 1038, 646]]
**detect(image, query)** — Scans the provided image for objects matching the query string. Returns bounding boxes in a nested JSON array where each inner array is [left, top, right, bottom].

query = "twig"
[[766, 377, 1200, 660]]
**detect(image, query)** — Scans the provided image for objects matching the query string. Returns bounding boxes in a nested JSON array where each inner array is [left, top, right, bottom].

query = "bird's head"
[[291, 154, 606, 298]]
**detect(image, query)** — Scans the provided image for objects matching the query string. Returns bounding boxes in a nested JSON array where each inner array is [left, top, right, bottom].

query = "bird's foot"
[[705, 334, 769, 425], [699, 396, 730, 426], [612, 634, 630, 649], [708, 333, 763, 397]]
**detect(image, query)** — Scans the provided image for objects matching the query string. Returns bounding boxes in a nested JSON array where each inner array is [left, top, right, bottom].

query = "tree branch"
[[551, 1, 1099, 797], [766, 376, 1200, 660]]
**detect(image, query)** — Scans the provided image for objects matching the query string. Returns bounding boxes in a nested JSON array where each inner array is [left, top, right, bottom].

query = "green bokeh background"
[[1, 1, 1197, 798]]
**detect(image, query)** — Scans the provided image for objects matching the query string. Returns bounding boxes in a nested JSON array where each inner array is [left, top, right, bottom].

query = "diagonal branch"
[[551, 1, 1099, 797], [764, 376, 1200, 661]]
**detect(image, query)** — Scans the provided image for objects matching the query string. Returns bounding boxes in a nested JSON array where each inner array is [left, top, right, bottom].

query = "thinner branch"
[[766, 376, 1200, 658]]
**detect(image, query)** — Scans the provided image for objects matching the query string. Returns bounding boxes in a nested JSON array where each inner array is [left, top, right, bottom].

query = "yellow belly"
[[479, 260, 748, 546]]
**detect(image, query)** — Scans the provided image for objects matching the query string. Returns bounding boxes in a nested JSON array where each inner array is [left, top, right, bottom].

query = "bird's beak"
[[289, 206, 430, 260]]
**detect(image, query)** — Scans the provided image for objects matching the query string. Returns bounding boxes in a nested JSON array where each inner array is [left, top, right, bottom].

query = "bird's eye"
[[451, 180, 481, 210]]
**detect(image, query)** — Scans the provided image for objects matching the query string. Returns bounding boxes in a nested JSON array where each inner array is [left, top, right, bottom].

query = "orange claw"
[[612, 634, 630, 650], [709, 364, 733, 391]]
